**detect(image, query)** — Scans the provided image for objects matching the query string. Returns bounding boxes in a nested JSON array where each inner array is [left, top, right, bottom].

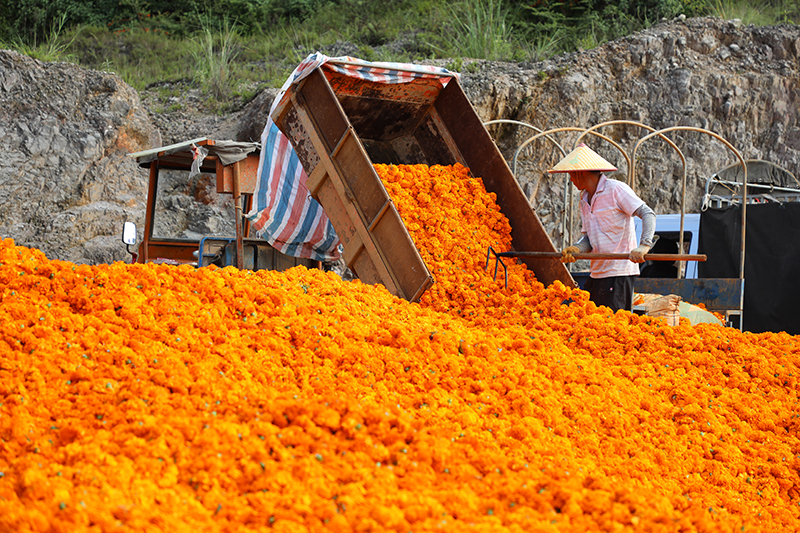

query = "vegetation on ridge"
[[1, 0, 798, 110]]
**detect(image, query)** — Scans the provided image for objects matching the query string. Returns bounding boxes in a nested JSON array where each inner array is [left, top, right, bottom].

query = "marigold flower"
[[0, 165, 797, 532]]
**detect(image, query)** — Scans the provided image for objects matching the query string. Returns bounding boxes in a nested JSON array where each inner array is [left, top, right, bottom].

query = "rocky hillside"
[[461, 16, 800, 244], [0, 51, 160, 264], [2, 16, 799, 264]]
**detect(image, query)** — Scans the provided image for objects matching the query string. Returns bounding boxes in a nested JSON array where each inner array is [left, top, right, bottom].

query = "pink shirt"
[[580, 174, 644, 279]]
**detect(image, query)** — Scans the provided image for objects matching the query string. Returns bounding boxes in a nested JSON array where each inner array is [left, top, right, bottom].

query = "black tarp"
[[698, 203, 800, 334]]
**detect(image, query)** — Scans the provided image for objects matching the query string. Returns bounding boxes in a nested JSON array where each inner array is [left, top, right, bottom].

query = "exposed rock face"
[[2, 17, 799, 265], [458, 17, 800, 244], [0, 50, 160, 264], [140, 80, 246, 145], [236, 88, 281, 144]]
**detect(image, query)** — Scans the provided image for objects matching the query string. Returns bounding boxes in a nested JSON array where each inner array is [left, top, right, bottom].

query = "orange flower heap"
[[375, 162, 576, 326], [1, 163, 799, 532]]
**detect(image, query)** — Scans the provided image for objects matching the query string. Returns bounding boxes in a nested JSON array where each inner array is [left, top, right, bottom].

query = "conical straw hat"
[[547, 143, 618, 173]]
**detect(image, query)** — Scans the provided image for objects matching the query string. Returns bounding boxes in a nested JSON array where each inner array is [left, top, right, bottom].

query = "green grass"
[[709, 0, 794, 23], [430, 0, 516, 61], [190, 17, 241, 101], [2, 0, 796, 112], [7, 12, 78, 63], [63, 26, 197, 92]]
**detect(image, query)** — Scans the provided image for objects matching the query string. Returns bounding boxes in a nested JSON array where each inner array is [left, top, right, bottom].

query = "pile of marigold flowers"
[[1, 163, 799, 533]]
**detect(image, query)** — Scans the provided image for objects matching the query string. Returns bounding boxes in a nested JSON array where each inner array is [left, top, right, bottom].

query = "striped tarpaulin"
[[245, 53, 456, 262]]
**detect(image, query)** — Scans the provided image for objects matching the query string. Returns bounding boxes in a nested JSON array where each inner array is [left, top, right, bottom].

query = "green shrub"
[[191, 17, 241, 100], [709, 0, 790, 24], [2, 0, 795, 111], [425, 0, 517, 61]]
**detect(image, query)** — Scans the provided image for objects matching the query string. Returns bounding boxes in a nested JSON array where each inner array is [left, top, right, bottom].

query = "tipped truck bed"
[[272, 65, 575, 301]]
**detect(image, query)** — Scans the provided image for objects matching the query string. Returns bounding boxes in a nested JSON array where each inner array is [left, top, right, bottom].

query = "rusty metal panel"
[[433, 78, 576, 288], [143, 241, 199, 264], [328, 72, 440, 141], [298, 70, 349, 151], [275, 63, 574, 299], [327, 70, 441, 103], [216, 155, 260, 194], [302, 139, 413, 297], [273, 249, 298, 271], [197, 238, 318, 271], [349, 248, 385, 290], [369, 206, 435, 301], [331, 132, 389, 224], [316, 182, 389, 291], [362, 139, 404, 165], [412, 113, 460, 166], [274, 102, 321, 177], [274, 69, 434, 301], [634, 278, 744, 312], [309, 167, 359, 247]]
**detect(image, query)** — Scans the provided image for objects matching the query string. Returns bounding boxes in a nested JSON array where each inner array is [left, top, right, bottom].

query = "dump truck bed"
[[272, 62, 574, 300]]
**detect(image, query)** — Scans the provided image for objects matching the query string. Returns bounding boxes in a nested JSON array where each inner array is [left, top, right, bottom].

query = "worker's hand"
[[561, 246, 581, 263], [629, 244, 650, 263]]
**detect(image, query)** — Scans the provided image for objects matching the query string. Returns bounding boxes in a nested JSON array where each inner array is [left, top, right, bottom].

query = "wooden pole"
[[233, 161, 244, 269], [498, 251, 707, 261]]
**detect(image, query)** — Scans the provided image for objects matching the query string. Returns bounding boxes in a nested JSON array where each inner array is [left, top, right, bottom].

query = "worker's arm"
[[630, 204, 656, 262], [561, 234, 592, 263]]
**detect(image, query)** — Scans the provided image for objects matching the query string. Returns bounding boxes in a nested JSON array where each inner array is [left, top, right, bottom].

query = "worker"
[[549, 143, 656, 312]]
